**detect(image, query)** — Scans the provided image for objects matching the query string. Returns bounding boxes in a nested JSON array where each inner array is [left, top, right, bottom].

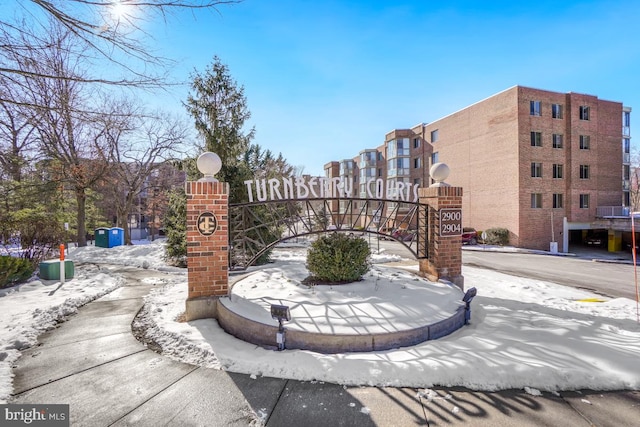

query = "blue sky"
[[13, 0, 640, 175]]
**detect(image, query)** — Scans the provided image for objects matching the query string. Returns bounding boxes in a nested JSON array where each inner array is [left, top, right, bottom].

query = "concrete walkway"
[[10, 265, 640, 426]]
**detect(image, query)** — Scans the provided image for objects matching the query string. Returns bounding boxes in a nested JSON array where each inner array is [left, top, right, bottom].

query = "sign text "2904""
[[440, 208, 462, 236]]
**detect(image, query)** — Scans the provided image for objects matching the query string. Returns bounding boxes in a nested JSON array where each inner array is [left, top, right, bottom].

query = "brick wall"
[[515, 88, 622, 249], [185, 181, 229, 301], [419, 87, 521, 245], [419, 186, 464, 289], [416, 86, 623, 251], [325, 86, 625, 251]]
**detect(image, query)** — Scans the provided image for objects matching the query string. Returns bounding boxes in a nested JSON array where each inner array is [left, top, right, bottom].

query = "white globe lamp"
[[429, 162, 451, 187], [197, 152, 222, 182]]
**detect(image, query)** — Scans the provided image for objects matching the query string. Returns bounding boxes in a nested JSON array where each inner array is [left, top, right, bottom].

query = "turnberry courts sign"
[[244, 176, 421, 203]]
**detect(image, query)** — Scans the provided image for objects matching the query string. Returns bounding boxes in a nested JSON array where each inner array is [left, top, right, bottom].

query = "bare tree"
[[0, 0, 240, 95], [100, 111, 188, 244], [18, 24, 119, 246], [143, 162, 186, 242], [0, 77, 36, 181]]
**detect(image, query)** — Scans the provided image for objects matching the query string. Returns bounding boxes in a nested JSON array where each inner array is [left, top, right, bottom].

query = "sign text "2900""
[[440, 208, 462, 237]]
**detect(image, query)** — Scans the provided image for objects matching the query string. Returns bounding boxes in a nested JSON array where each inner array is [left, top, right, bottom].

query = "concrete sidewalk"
[[10, 265, 640, 426]]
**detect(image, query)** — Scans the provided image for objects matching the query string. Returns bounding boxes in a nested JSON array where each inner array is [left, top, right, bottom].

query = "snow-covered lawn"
[[1, 240, 639, 404]]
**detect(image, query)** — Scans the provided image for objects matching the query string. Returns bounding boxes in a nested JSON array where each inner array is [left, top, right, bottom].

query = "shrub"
[[484, 227, 510, 245], [244, 205, 281, 266], [0, 256, 34, 289], [306, 233, 370, 283]]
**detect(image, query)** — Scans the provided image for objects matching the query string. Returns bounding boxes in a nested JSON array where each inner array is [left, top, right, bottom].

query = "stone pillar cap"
[[429, 162, 451, 187], [197, 152, 222, 182]]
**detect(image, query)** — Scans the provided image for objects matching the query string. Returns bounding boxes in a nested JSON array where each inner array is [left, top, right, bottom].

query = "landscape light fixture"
[[462, 287, 477, 325], [270, 304, 291, 351], [429, 162, 451, 187], [196, 152, 222, 182]]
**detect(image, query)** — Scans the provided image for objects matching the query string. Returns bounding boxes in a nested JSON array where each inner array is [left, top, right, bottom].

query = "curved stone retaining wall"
[[217, 299, 467, 353]]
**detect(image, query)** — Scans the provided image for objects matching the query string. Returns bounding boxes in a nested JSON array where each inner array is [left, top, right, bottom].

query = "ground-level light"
[[270, 304, 291, 350]]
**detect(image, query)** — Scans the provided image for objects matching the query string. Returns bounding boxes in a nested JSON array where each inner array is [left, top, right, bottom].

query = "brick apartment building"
[[325, 86, 632, 252]]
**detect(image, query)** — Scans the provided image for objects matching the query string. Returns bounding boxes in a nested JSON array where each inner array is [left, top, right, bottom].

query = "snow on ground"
[[1, 239, 640, 404], [0, 261, 124, 403], [226, 262, 464, 334]]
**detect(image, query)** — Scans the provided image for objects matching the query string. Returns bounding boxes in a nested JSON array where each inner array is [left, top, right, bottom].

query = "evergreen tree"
[[185, 55, 255, 199], [164, 188, 187, 267], [0, 165, 67, 268], [166, 56, 297, 267]]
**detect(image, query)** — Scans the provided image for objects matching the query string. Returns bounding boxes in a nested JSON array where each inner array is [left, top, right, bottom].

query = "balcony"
[[596, 206, 630, 218]]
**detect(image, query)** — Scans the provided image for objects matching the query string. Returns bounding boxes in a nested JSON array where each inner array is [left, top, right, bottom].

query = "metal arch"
[[229, 197, 430, 270]]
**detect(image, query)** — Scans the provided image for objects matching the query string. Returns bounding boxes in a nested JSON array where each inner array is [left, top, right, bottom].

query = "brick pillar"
[[185, 181, 229, 321], [418, 186, 464, 290]]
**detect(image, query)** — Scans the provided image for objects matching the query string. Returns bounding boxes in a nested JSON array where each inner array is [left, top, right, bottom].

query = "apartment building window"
[[552, 193, 564, 208], [579, 135, 590, 150], [378, 168, 382, 177], [624, 164, 630, 180], [580, 164, 590, 179], [339, 160, 354, 176], [552, 134, 563, 148], [360, 151, 377, 168], [360, 168, 375, 179], [530, 100, 541, 116], [413, 138, 421, 148], [359, 184, 367, 198], [387, 138, 409, 158], [388, 158, 410, 177], [553, 164, 563, 179], [552, 104, 563, 119], [414, 178, 421, 186], [531, 162, 542, 178], [431, 152, 439, 164], [430, 129, 439, 142], [579, 106, 590, 121], [530, 131, 542, 147], [377, 152, 383, 161], [414, 157, 421, 168], [624, 138, 631, 154], [398, 158, 410, 172], [623, 111, 631, 136], [580, 194, 590, 208], [531, 193, 542, 208]]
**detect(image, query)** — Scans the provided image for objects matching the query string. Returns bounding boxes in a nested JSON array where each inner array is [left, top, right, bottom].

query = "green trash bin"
[[39, 260, 75, 280], [95, 227, 110, 248]]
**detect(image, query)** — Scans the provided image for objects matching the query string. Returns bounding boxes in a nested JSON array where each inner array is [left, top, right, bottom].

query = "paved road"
[[462, 249, 636, 300], [373, 239, 637, 300], [9, 264, 640, 426]]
